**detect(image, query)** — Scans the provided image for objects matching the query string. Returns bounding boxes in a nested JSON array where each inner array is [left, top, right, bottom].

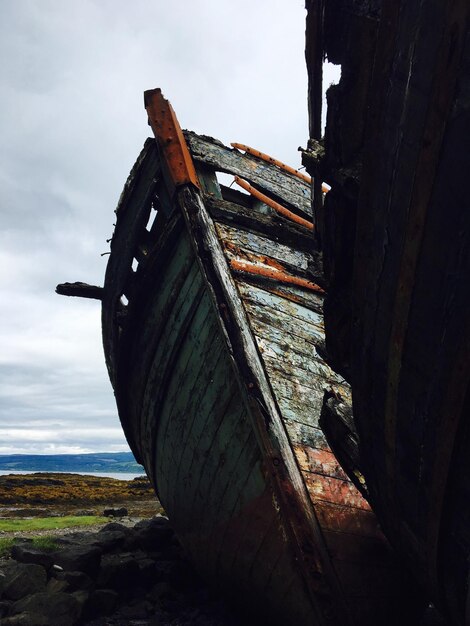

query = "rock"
[[11, 592, 81, 626], [70, 589, 89, 615], [103, 507, 128, 518], [0, 613, 48, 626], [51, 545, 101, 576], [97, 553, 140, 590], [136, 557, 157, 587], [118, 599, 153, 619], [46, 578, 69, 593], [10, 545, 53, 570], [85, 589, 118, 618], [0, 601, 11, 618], [152, 559, 194, 588], [54, 570, 93, 591], [2, 564, 47, 601], [133, 517, 174, 551], [90, 530, 126, 552], [147, 581, 175, 605], [99, 522, 130, 534]]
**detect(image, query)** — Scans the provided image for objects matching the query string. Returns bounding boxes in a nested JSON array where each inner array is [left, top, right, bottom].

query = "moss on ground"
[[0, 535, 61, 558], [0, 515, 107, 533]]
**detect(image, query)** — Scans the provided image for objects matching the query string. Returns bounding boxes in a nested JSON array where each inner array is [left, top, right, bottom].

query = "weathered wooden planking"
[[100, 116, 427, 625], [250, 315, 323, 356], [178, 185, 350, 624], [266, 359, 347, 402], [313, 500, 383, 540], [216, 463, 271, 583], [134, 240, 318, 624], [185, 131, 312, 217], [194, 400, 257, 571], [282, 418, 330, 451], [265, 551, 319, 626], [248, 516, 287, 593], [201, 433, 261, 575], [260, 345, 346, 387], [215, 222, 312, 271], [321, 529, 396, 566], [154, 299, 225, 506], [124, 249, 202, 449], [311, 0, 470, 617], [269, 378, 332, 428], [165, 351, 233, 517], [159, 335, 229, 512], [303, 471, 370, 511], [294, 445, 350, 482], [138, 267, 207, 474], [225, 222, 415, 624], [207, 196, 316, 253], [237, 281, 324, 329], [238, 276, 325, 312], [102, 139, 160, 387], [184, 393, 249, 549]]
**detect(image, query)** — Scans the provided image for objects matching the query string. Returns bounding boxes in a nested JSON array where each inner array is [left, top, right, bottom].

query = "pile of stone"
[[0, 517, 247, 626]]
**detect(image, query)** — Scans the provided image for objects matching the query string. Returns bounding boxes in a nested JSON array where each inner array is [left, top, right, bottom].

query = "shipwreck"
[[57, 87, 426, 624], [304, 1, 470, 624]]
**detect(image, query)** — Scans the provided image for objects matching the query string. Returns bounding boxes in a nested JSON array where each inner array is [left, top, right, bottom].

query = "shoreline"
[[0, 472, 163, 521], [0, 470, 146, 481]]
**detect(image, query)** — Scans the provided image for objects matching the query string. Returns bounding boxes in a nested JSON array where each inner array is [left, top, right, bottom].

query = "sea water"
[[0, 470, 145, 481]]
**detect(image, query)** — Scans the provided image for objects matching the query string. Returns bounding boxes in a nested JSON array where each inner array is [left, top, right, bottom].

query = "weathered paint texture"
[[99, 99, 425, 625], [305, 1, 470, 623]]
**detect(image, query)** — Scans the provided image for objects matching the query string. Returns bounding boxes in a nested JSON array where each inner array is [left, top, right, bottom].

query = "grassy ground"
[[0, 535, 60, 558], [0, 516, 107, 533]]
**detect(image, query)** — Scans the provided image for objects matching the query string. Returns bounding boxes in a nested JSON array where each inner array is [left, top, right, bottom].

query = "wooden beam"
[[55, 282, 103, 300]]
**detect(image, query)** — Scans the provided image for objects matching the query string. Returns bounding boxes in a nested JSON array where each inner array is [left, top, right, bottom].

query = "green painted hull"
[[100, 128, 424, 625]]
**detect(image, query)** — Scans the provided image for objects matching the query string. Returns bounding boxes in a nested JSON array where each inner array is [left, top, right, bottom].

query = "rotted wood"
[[233, 176, 314, 231], [312, 0, 470, 620], [56, 282, 103, 300], [102, 139, 160, 390], [305, 0, 324, 239], [177, 184, 351, 626], [206, 196, 318, 254], [184, 131, 312, 218], [320, 392, 367, 500]]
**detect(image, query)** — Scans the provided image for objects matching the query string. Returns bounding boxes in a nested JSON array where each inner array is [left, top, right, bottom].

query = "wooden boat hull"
[[304, 2, 470, 623], [96, 90, 425, 625]]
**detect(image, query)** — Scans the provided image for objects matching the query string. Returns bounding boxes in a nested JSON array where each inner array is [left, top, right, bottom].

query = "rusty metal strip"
[[144, 88, 200, 194], [230, 258, 325, 294], [231, 143, 312, 184], [233, 176, 314, 232], [232, 143, 330, 193]]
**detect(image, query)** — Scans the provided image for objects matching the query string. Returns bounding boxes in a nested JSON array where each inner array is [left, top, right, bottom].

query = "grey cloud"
[[1, 0, 308, 455]]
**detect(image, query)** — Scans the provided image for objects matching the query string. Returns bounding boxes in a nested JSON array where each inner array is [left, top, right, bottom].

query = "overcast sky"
[[0, 1, 339, 456]]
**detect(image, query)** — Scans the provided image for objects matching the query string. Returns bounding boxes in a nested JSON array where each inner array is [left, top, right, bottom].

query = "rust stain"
[[230, 258, 325, 294], [233, 176, 315, 231], [231, 142, 313, 184], [223, 240, 286, 272], [304, 470, 371, 511], [144, 88, 200, 193], [314, 501, 384, 541], [293, 444, 349, 482]]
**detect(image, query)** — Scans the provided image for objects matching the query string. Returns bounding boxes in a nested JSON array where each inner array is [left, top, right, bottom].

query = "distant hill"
[[0, 452, 145, 474]]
